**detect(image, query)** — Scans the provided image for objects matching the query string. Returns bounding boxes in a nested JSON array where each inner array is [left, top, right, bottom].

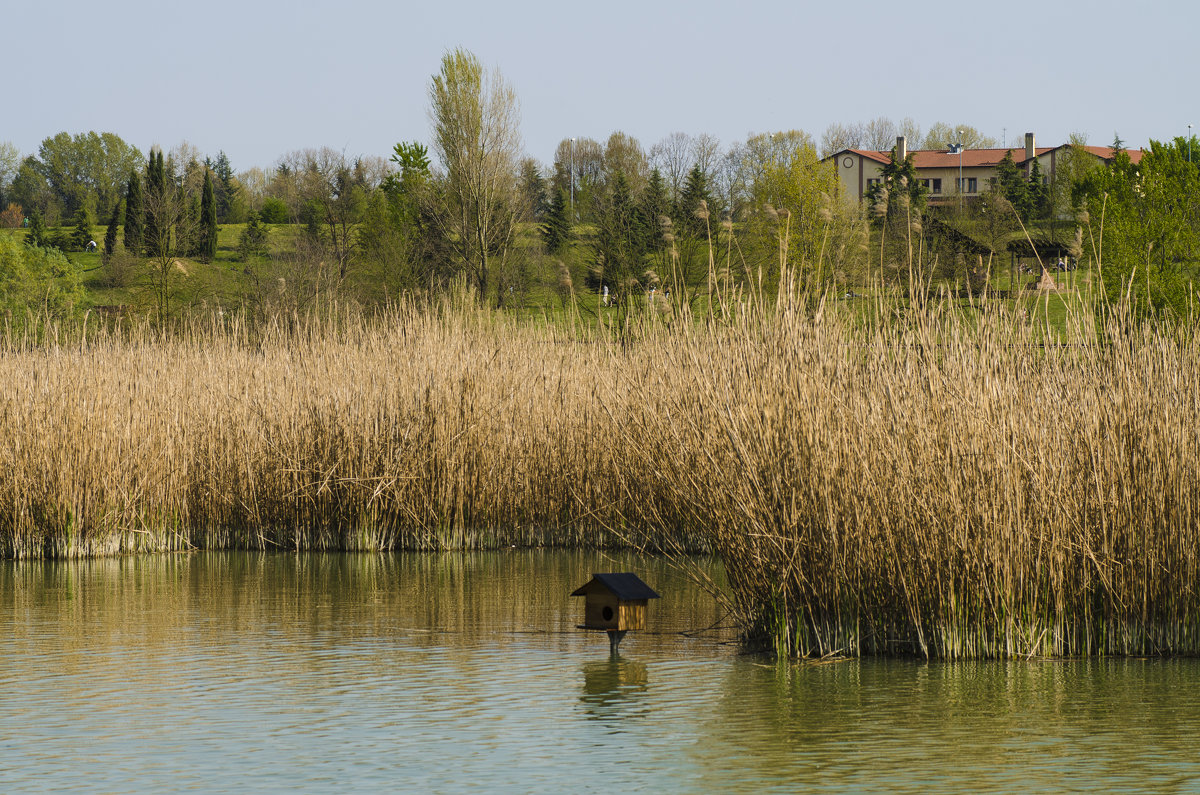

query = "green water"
[[2, 551, 1198, 793]]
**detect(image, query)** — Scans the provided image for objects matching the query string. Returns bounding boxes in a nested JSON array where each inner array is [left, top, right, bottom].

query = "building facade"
[[827, 133, 1141, 204]]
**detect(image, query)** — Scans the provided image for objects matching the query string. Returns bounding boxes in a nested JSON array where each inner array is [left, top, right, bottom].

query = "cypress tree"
[[123, 170, 143, 254], [199, 170, 218, 262], [541, 187, 570, 254], [1028, 159, 1050, 220], [144, 151, 165, 257], [104, 201, 122, 260]]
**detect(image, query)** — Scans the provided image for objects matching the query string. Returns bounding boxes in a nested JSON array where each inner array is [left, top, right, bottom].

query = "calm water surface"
[[3, 551, 1200, 793]]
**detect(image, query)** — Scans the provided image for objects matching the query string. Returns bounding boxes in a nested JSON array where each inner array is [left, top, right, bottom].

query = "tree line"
[[1, 49, 1197, 322]]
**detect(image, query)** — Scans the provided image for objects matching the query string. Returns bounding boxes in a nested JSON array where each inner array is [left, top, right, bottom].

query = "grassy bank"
[[2, 286, 1198, 658]]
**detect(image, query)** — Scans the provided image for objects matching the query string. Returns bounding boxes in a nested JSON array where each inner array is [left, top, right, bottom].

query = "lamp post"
[[1189, 124, 1193, 163]]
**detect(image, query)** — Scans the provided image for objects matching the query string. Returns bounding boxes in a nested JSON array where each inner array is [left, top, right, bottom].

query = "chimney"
[[896, 135, 907, 162], [1024, 132, 1035, 162]]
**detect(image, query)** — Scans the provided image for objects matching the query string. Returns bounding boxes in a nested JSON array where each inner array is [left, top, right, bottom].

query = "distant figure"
[[86, 240, 97, 252], [649, 286, 656, 304], [602, 284, 609, 306], [1055, 257, 1065, 271]]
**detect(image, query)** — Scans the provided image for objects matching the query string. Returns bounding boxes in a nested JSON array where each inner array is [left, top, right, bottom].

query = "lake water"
[[3, 551, 1200, 793]]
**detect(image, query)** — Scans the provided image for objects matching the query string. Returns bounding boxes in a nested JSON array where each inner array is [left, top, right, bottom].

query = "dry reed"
[[1, 287, 1198, 658]]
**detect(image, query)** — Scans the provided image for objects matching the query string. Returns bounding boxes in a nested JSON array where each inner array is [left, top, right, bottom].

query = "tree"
[[209, 151, 241, 222], [103, 201, 121, 260], [72, 204, 94, 251], [994, 151, 1031, 220], [143, 150, 167, 258], [123, 170, 144, 254], [11, 158, 56, 225], [603, 132, 649, 196], [1074, 137, 1200, 317], [0, 204, 22, 228], [1027, 158, 1050, 220], [30, 131, 142, 221], [0, 233, 84, 324], [428, 48, 522, 303], [592, 171, 645, 294], [26, 210, 47, 248], [518, 158, 549, 222], [0, 141, 19, 208], [650, 132, 694, 202], [923, 123, 998, 150], [236, 212, 270, 261], [140, 150, 199, 323], [542, 186, 570, 254], [198, 169, 218, 262]]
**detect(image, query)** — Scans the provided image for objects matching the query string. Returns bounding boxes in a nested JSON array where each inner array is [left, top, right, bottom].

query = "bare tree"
[[650, 131, 694, 202], [715, 142, 751, 219], [863, 117, 899, 151], [820, 122, 865, 157], [897, 117, 923, 149], [692, 133, 722, 187], [924, 123, 999, 149], [429, 48, 522, 302]]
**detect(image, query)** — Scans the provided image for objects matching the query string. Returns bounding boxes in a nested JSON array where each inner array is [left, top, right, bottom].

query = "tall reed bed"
[[615, 291, 1200, 658], [2, 292, 1199, 658], [0, 304, 647, 557]]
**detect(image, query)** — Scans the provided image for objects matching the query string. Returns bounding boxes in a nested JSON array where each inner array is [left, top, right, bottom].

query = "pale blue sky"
[[8, 0, 1194, 172]]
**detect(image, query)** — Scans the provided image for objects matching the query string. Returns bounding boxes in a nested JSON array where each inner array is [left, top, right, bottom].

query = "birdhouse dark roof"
[[571, 572, 660, 600]]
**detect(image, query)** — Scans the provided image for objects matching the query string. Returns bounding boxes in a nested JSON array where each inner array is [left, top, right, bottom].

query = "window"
[[921, 178, 942, 194], [866, 178, 881, 188], [956, 177, 977, 194]]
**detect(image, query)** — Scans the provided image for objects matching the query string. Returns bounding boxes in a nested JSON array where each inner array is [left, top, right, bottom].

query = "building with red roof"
[[826, 133, 1142, 204]]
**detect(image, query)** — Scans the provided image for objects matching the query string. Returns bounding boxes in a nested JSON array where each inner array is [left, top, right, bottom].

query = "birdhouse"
[[571, 573, 660, 632]]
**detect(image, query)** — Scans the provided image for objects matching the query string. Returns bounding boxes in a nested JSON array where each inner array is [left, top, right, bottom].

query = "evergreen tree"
[[236, 211, 269, 261], [677, 165, 715, 239], [72, 204, 93, 251], [1027, 159, 1050, 219], [144, 150, 166, 257], [26, 210, 46, 248], [593, 171, 641, 290], [638, 169, 671, 253], [103, 200, 121, 260], [541, 187, 570, 254], [123, 170, 143, 253], [198, 170, 218, 262], [519, 159, 549, 222], [211, 151, 237, 222], [995, 151, 1031, 220]]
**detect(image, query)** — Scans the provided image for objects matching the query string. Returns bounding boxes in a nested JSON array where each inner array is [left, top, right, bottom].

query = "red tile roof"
[[830, 144, 1143, 170]]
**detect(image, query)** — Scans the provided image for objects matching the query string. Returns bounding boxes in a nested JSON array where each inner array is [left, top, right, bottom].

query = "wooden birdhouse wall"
[[583, 594, 649, 630]]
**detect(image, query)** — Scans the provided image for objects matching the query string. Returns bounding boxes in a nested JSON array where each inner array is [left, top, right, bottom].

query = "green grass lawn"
[[2, 220, 1112, 340]]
